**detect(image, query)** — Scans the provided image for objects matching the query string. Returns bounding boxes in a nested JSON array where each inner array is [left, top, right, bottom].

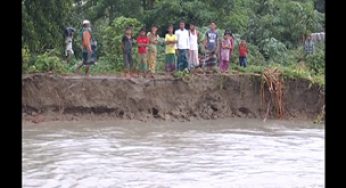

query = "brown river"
[[22, 119, 324, 188]]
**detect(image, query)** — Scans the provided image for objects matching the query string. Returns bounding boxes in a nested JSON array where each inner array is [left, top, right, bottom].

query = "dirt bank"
[[22, 73, 324, 123]]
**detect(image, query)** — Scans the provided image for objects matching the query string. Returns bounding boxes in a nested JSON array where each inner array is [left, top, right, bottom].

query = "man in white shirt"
[[175, 20, 190, 71]]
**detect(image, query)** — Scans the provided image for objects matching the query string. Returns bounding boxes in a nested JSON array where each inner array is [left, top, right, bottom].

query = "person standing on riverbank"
[[137, 28, 150, 77], [239, 40, 249, 68], [165, 24, 177, 73], [188, 23, 200, 70], [75, 20, 95, 76], [122, 27, 134, 78], [304, 34, 315, 55], [64, 27, 75, 64], [228, 31, 234, 65], [175, 20, 190, 71], [147, 25, 160, 75], [219, 30, 232, 73], [203, 21, 219, 73]]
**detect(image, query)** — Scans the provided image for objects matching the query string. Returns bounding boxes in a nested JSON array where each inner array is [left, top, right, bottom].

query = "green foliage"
[[173, 70, 191, 78], [100, 16, 142, 70], [232, 64, 265, 74], [22, 0, 73, 54], [22, 0, 324, 86], [305, 43, 325, 75], [89, 58, 119, 74], [247, 0, 324, 50], [259, 37, 288, 63], [23, 51, 68, 74]]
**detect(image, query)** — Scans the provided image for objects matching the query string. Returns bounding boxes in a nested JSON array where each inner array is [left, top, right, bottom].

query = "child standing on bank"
[[122, 27, 134, 78], [219, 30, 232, 73], [165, 24, 177, 73], [239, 40, 249, 67], [136, 28, 150, 76]]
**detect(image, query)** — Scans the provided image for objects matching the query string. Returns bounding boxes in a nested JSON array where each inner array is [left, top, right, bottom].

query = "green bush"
[[305, 43, 325, 75], [22, 48, 35, 73], [100, 16, 142, 70], [24, 52, 68, 74], [259, 37, 288, 61]]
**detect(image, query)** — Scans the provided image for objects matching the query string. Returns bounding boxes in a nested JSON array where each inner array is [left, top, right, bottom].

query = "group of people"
[[64, 20, 97, 75], [65, 20, 250, 77], [122, 20, 249, 78]]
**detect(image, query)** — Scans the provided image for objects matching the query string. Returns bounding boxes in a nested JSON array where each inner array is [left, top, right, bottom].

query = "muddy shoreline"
[[22, 73, 324, 124]]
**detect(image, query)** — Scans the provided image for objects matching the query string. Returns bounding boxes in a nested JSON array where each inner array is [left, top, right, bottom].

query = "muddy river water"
[[23, 119, 324, 188]]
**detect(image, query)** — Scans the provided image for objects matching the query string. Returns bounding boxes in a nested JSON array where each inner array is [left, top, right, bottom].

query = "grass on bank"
[[231, 63, 324, 86], [22, 49, 324, 87], [22, 57, 325, 87]]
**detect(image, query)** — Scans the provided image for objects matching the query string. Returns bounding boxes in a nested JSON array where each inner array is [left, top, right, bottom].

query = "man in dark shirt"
[[204, 22, 219, 53], [122, 27, 134, 77]]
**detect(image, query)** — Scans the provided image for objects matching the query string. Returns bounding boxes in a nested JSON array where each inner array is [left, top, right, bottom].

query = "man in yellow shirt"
[[165, 24, 177, 72]]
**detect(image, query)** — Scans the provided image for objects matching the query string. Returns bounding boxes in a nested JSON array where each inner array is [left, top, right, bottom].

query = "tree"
[[22, 0, 73, 54]]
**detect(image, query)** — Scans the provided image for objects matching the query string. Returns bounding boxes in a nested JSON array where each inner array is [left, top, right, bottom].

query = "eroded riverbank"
[[22, 73, 324, 123]]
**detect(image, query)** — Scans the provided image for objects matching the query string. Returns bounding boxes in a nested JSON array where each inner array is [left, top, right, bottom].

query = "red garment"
[[137, 36, 149, 54], [239, 44, 248, 57]]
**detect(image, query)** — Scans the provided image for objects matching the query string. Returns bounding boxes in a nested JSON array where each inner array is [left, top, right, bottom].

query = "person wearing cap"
[[75, 20, 95, 76]]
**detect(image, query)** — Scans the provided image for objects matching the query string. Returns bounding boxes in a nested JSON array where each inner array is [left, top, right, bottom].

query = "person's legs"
[[139, 54, 147, 74], [124, 51, 130, 77], [188, 50, 194, 70], [75, 63, 83, 74], [241, 57, 246, 67], [220, 59, 227, 72], [243, 57, 248, 67], [172, 54, 176, 72], [181, 49, 189, 71], [127, 52, 133, 75], [66, 50, 73, 64], [189, 50, 199, 69], [220, 60, 225, 72], [85, 65, 90, 76], [188, 50, 192, 69], [177, 50, 182, 71], [76, 50, 88, 73], [239, 57, 244, 67], [195, 50, 199, 67], [148, 50, 157, 73], [165, 54, 173, 72], [224, 60, 230, 73], [152, 51, 157, 73]]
